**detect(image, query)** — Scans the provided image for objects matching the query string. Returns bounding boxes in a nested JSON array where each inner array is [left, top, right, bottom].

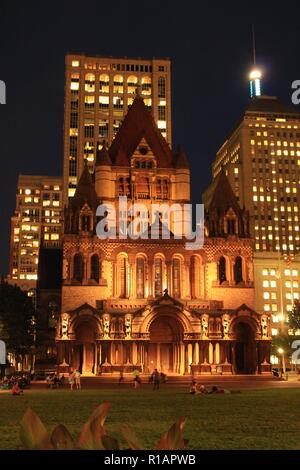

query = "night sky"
[[0, 2, 300, 276]]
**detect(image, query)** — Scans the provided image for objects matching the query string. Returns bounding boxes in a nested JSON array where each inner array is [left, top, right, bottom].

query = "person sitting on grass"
[[199, 384, 209, 394], [11, 382, 23, 396], [189, 380, 200, 395], [210, 385, 241, 394]]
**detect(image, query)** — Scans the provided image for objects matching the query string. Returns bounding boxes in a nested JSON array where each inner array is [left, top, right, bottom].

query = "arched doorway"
[[73, 320, 96, 375], [232, 321, 257, 374], [148, 315, 183, 374]]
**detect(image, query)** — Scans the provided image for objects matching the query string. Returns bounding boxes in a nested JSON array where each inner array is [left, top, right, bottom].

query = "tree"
[[287, 300, 300, 335], [0, 280, 35, 361]]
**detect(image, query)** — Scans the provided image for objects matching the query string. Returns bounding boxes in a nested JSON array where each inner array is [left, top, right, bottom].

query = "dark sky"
[[0, 2, 300, 276]]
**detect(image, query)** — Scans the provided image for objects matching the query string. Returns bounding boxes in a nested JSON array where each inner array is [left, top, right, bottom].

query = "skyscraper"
[[8, 175, 63, 290], [204, 94, 300, 347], [63, 54, 172, 203]]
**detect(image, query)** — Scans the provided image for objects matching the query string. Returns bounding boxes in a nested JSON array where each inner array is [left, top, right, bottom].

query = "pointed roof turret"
[[71, 160, 98, 209], [109, 95, 174, 168], [175, 144, 189, 169], [96, 141, 112, 166], [203, 170, 241, 214]]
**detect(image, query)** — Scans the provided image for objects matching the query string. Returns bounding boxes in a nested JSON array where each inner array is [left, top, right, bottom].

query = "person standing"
[[152, 369, 160, 391], [75, 369, 81, 390], [119, 369, 124, 385], [69, 370, 75, 390], [133, 369, 140, 389]]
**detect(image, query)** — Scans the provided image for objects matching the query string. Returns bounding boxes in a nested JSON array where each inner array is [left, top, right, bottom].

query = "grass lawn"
[[1, 387, 300, 450]]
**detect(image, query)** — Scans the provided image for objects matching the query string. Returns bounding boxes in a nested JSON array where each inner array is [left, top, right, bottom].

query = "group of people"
[[189, 380, 240, 395], [45, 370, 81, 390], [45, 373, 65, 388], [118, 368, 168, 390], [68, 369, 81, 390], [0, 374, 30, 394]]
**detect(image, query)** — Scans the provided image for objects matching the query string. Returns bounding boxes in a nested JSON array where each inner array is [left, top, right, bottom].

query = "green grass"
[[1, 387, 300, 449]]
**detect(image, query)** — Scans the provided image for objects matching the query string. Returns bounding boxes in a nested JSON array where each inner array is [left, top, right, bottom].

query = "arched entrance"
[[148, 315, 183, 374], [232, 321, 257, 374], [73, 320, 96, 375]]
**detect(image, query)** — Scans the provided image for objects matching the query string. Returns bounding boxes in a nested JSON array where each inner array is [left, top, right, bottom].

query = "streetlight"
[[278, 348, 287, 380]]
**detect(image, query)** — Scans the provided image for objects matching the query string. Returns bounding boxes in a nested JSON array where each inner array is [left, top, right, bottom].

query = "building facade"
[[53, 96, 271, 376], [63, 54, 171, 202], [8, 175, 63, 290], [204, 95, 300, 339]]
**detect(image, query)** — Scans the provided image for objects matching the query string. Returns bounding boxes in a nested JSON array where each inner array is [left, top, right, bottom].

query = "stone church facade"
[[54, 96, 271, 375]]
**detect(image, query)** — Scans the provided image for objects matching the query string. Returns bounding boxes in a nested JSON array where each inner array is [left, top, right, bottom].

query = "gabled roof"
[[141, 212, 175, 240], [109, 95, 174, 167], [71, 162, 98, 210], [203, 170, 241, 215]]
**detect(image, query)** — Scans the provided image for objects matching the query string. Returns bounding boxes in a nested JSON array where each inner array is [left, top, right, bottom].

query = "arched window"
[[172, 258, 181, 298], [227, 218, 236, 235], [156, 178, 169, 199], [127, 76, 138, 94], [73, 253, 84, 282], [136, 176, 150, 199], [218, 256, 227, 284], [81, 215, 91, 232], [190, 255, 200, 299], [234, 256, 243, 284], [113, 74, 123, 93], [141, 76, 151, 95], [136, 257, 145, 298], [85, 73, 95, 92], [118, 255, 129, 298], [91, 254, 100, 283], [99, 74, 109, 93], [154, 257, 163, 297], [158, 76, 166, 98]]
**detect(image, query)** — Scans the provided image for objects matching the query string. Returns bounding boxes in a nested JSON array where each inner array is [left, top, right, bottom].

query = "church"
[[45, 96, 271, 376]]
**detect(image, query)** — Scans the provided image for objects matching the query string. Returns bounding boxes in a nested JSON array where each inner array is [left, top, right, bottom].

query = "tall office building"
[[204, 94, 300, 346], [8, 175, 63, 290], [63, 54, 172, 202]]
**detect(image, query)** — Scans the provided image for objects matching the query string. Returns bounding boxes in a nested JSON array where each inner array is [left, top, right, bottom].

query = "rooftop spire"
[[252, 24, 256, 66], [249, 25, 262, 98]]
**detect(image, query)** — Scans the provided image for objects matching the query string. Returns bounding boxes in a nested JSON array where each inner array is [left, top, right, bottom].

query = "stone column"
[[208, 342, 214, 364], [194, 342, 199, 365], [215, 342, 220, 364], [132, 342, 138, 365], [156, 343, 161, 370], [94, 343, 98, 374], [179, 343, 185, 375], [187, 343, 193, 367]]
